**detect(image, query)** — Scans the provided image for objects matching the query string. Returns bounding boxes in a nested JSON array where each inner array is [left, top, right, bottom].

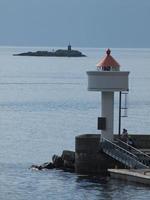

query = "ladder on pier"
[[101, 137, 150, 169]]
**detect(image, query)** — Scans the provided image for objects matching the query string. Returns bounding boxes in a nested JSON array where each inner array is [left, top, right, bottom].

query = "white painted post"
[[101, 92, 114, 141]]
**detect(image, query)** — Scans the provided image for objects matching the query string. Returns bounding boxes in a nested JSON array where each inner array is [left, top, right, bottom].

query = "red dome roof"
[[97, 49, 120, 68]]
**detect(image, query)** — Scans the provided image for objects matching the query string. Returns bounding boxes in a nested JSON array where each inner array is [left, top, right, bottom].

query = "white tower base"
[[101, 92, 114, 141]]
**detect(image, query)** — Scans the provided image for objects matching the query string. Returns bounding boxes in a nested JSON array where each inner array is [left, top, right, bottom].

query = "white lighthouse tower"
[[87, 49, 129, 141]]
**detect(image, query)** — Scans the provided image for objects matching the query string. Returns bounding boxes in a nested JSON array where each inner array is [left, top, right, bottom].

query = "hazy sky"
[[0, 0, 150, 48]]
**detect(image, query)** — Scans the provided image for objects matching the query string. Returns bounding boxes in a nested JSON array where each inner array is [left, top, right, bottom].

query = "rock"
[[30, 162, 54, 170], [40, 162, 55, 169], [52, 154, 57, 163], [63, 160, 74, 169], [52, 154, 64, 168], [38, 166, 43, 170], [30, 150, 75, 172], [30, 164, 39, 169], [61, 150, 75, 170], [30, 164, 43, 170], [61, 150, 75, 162]]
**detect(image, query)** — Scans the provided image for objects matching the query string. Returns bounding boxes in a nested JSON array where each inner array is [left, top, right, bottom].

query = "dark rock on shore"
[[52, 154, 64, 168], [30, 150, 75, 172], [31, 162, 55, 170], [62, 150, 75, 169]]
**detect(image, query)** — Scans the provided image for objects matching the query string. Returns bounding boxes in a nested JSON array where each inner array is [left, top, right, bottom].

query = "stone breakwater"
[[31, 150, 75, 172]]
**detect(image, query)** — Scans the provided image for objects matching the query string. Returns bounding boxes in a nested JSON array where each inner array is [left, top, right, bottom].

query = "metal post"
[[118, 91, 122, 135]]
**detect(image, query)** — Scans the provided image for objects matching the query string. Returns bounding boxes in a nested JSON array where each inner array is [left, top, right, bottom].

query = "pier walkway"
[[108, 168, 150, 185]]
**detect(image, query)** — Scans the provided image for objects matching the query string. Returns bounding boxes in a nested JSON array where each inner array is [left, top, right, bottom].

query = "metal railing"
[[115, 138, 150, 167], [101, 137, 149, 169]]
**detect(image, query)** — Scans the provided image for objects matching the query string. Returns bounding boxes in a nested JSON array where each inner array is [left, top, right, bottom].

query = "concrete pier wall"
[[130, 135, 150, 149], [75, 134, 124, 175], [75, 134, 150, 175], [114, 134, 150, 149]]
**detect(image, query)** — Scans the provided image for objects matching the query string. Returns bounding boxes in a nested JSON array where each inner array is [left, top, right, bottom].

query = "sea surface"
[[0, 46, 150, 199]]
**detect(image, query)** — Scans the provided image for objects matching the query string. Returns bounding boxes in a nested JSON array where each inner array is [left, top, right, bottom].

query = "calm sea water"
[[0, 46, 150, 199]]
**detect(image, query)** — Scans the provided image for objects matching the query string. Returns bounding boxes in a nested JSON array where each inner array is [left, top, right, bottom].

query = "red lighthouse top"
[[97, 49, 120, 71]]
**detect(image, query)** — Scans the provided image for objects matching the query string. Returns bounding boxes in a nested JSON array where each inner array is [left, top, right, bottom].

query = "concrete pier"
[[75, 134, 124, 175], [108, 169, 150, 185], [75, 134, 150, 175], [75, 134, 102, 175]]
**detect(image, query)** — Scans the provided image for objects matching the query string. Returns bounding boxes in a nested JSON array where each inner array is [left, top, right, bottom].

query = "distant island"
[[13, 44, 86, 57]]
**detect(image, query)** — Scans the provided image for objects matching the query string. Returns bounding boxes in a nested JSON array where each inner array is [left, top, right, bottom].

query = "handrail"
[[101, 137, 137, 159], [116, 138, 150, 159], [101, 137, 149, 169]]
